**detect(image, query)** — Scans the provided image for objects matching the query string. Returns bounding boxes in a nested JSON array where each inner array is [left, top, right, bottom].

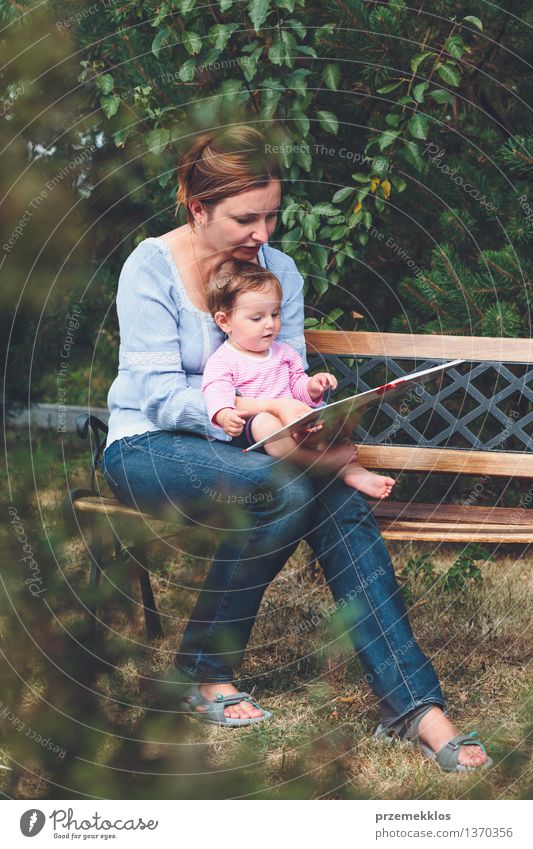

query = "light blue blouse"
[[104, 237, 309, 452]]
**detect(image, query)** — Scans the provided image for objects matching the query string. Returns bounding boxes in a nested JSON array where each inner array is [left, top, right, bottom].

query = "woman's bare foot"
[[343, 463, 395, 499], [194, 682, 264, 720], [417, 706, 489, 768]]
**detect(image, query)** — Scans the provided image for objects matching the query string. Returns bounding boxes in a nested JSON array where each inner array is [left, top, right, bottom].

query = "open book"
[[243, 359, 464, 452]]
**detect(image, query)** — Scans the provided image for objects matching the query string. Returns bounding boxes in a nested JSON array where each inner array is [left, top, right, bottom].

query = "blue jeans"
[[101, 430, 446, 727]]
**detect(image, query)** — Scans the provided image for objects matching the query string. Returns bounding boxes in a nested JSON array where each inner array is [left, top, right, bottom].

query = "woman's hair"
[[207, 259, 282, 318], [175, 126, 283, 225]]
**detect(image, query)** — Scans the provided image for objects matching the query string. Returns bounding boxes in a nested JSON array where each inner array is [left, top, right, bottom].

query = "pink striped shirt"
[[202, 340, 323, 427]]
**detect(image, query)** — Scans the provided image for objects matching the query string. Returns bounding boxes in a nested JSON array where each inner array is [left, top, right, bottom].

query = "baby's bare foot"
[[195, 682, 264, 720], [343, 464, 395, 499]]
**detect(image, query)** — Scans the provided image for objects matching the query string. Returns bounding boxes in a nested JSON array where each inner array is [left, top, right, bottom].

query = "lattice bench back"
[[304, 330, 533, 478]]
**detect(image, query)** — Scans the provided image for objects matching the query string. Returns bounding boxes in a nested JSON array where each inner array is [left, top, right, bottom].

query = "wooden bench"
[[65, 329, 533, 641]]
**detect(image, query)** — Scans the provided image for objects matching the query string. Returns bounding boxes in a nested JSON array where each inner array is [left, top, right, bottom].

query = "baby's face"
[[222, 284, 282, 355]]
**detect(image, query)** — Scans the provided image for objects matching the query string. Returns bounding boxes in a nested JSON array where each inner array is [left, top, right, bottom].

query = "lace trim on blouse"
[[122, 350, 181, 366]]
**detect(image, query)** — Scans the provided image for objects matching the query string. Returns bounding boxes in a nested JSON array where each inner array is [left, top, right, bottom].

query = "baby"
[[201, 259, 395, 499]]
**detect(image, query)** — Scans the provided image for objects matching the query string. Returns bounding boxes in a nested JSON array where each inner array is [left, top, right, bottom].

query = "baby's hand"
[[216, 408, 246, 437], [308, 372, 337, 400]]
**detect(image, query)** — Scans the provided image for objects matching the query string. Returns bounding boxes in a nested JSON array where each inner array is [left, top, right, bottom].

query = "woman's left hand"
[[291, 422, 323, 445]]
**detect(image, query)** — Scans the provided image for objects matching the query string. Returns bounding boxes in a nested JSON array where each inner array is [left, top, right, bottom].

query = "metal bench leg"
[[87, 526, 108, 639], [131, 545, 163, 640]]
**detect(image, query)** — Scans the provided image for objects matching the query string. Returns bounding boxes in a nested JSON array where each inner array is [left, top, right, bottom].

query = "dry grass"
[[63, 535, 532, 800]]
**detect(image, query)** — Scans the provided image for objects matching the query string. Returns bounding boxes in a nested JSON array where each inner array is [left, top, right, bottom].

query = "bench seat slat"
[[370, 500, 532, 525], [71, 495, 533, 543], [378, 526, 533, 542], [380, 519, 531, 532], [73, 496, 154, 520], [372, 499, 533, 542]]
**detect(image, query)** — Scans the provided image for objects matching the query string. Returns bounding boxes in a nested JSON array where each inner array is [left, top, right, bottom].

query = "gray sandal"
[[178, 683, 272, 727], [374, 704, 493, 773]]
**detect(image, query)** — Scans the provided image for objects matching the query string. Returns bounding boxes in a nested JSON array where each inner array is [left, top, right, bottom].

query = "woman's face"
[[197, 179, 282, 260]]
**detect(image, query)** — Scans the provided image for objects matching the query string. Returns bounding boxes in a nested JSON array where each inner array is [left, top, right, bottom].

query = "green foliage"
[[401, 552, 437, 582], [53, 0, 524, 319], [499, 135, 533, 176], [439, 545, 490, 592], [400, 545, 491, 604]]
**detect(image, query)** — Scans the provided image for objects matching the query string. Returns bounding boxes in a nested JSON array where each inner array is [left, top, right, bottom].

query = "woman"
[[101, 126, 490, 772]]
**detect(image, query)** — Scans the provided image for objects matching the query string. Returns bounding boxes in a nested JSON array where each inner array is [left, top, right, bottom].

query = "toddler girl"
[[201, 260, 395, 499]]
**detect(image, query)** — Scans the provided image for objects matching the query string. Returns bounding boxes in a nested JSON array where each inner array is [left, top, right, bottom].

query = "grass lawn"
[[1, 430, 531, 799]]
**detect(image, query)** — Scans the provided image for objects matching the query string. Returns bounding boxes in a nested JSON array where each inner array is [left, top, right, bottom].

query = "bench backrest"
[[304, 330, 533, 478]]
